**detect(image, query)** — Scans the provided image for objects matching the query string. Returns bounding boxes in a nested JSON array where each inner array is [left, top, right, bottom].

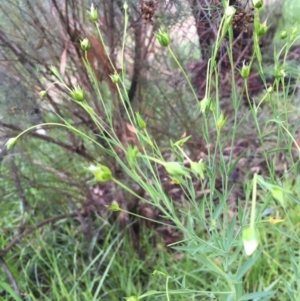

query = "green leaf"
[[50, 65, 64, 83], [256, 176, 290, 208], [212, 195, 226, 221], [239, 290, 276, 300], [174, 135, 192, 146], [225, 216, 236, 250], [191, 253, 228, 276], [235, 249, 263, 280], [273, 227, 299, 243], [199, 196, 206, 220], [270, 186, 285, 208], [0, 282, 23, 301], [164, 162, 190, 177]]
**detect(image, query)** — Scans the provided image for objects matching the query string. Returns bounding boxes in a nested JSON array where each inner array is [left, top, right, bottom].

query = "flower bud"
[[88, 4, 98, 21], [224, 6, 236, 26], [123, 2, 128, 10], [267, 86, 273, 93], [291, 26, 298, 40], [88, 164, 112, 182], [40, 90, 47, 97], [274, 65, 286, 79], [280, 31, 288, 40], [5, 137, 18, 150], [191, 160, 206, 180], [80, 38, 91, 51], [154, 28, 171, 47], [216, 113, 227, 130], [240, 61, 250, 79], [126, 145, 139, 167], [170, 176, 181, 184], [252, 0, 263, 9], [107, 202, 120, 212], [242, 227, 259, 256], [136, 112, 146, 129], [199, 97, 210, 114], [255, 20, 268, 37], [164, 162, 190, 177], [110, 72, 120, 84], [71, 86, 85, 102]]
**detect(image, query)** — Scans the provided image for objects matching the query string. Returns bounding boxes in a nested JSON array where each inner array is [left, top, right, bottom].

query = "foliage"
[[1, 1, 300, 301]]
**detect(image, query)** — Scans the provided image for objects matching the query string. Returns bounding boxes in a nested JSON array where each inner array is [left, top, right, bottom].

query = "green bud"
[[280, 31, 288, 40], [126, 145, 139, 167], [267, 86, 273, 93], [40, 90, 47, 97], [136, 112, 146, 129], [5, 137, 18, 150], [110, 72, 120, 84], [240, 61, 250, 79], [291, 26, 298, 40], [216, 113, 227, 130], [169, 176, 181, 184], [88, 4, 98, 21], [274, 65, 286, 79], [190, 160, 206, 180], [71, 86, 85, 102], [108, 202, 120, 212], [252, 0, 263, 9], [88, 164, 112, 182], [255, 20, 268, 37], [123, 2, 128, 10], [80, 38, 91, 51], [224, 6, 236, 26], [199, 97, 210, 114], [164, 162, 190, 177], [242, 227, 260, 256], [154, 28, 171, 47]]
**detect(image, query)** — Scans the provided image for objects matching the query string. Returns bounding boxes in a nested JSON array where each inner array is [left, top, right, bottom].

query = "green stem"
[[166, 276, 170, 301], [112, 178, 148, 203], [15, 122, 107, 153], [167, 46, 199, 103], [15, 123, 71, 140], [45, 81, 71, 94], [250, 173, 257, 229]]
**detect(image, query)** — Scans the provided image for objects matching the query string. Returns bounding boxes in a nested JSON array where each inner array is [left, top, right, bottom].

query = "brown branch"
[[0, 258, 21, 297], [0, 29, 35, 67], [128, 19, 143, 103], [0, 212, 81, 257], [32, 159, 73, 182]]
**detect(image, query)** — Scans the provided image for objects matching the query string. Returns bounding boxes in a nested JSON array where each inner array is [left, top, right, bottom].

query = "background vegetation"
[[1, 0, 300, 300]]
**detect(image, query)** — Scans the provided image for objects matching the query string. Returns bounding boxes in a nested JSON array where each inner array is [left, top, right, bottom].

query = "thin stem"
[[167, 45, 199, 103], [112, 178, 148, 203], [250, 173, 257, 229], [166, 276, 170, 301]]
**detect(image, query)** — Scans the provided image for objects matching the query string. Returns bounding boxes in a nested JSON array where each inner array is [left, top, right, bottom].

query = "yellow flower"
[[269, 217, 285, 224]]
